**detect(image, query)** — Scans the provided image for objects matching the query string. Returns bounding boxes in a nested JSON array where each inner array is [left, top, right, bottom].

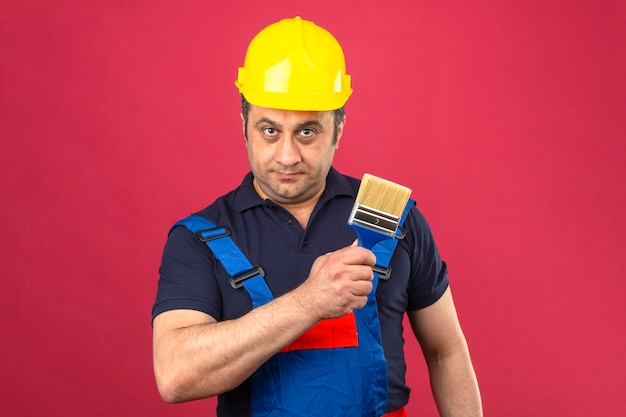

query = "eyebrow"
[[254, 117, 281, 129], [254, 117, 325, 132]]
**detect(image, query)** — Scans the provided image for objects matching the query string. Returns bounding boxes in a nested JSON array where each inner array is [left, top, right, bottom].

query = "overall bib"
[[174, 199, 413, 416]]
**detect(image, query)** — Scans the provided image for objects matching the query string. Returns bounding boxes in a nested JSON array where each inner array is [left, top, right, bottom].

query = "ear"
[[335, 114, 346, 149], [240, 113, 248, 144]]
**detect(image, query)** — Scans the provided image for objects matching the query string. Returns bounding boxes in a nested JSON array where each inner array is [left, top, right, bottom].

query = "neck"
[[285, 204, 316, 229], [277, 190, 325, 229]]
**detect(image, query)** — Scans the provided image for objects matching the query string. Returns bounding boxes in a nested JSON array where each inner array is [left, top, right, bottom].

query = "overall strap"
[[357, 198, 415, 417], [173, 215, 274, 307], [370, 198, 415, 280]]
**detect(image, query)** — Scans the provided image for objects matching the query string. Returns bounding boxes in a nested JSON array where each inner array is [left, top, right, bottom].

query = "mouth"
[[273, 170, 302, 181], [276, 173, 299, 181]]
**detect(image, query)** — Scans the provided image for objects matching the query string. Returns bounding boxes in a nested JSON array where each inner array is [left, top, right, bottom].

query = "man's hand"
[[298, 242, 376, 320]]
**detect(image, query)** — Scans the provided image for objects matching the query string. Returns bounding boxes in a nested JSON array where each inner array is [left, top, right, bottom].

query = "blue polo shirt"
[[153, 167, 449, 415]]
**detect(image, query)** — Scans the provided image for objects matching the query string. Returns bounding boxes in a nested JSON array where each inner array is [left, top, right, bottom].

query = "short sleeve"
[[151, 225, 223, 322], [405, 208, 449, 310]]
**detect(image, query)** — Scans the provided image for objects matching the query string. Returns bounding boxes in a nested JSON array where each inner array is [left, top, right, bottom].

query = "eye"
[[298, 128, 315, 140], [263, 127, 278, 136]]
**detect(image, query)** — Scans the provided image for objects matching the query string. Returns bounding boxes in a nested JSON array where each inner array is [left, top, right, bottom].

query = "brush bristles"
[[355, 173, 412, 218]]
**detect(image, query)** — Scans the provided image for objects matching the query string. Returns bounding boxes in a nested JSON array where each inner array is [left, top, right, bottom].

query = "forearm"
[[153, 245, 376, 403], [153, 289, 319, 402], [408, 289, 483, 416], [426, 349, 483, 417]]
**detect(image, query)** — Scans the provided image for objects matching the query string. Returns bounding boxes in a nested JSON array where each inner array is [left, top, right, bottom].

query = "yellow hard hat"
[[235, 16, 352, 111]]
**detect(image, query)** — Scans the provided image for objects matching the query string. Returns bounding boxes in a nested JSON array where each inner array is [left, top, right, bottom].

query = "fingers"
[[333, 244, 376, 269], [303, 245, 377, 320]]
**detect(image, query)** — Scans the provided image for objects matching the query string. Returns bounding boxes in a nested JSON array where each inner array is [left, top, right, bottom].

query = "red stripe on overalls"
[[280, 312, 358, 352]]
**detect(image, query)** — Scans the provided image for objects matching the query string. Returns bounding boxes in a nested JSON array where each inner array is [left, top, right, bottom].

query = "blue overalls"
[[174, 199, 414, 416]]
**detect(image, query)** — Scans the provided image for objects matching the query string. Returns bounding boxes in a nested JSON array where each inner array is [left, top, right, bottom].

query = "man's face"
[[243, 104, 344, 207]]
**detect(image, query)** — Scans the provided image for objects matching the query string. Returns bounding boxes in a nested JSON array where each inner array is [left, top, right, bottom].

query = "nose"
[[274, 136, 302, 166]]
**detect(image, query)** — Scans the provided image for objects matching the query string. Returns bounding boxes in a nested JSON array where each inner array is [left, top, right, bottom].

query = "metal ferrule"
[[348, 204, 400, 237]]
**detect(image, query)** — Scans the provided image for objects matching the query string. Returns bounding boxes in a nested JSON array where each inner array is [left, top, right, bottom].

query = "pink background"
[[2, 1, 625, 415]]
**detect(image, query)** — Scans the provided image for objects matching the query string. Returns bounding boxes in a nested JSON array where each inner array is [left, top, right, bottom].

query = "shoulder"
[[178, 172, 259, 225], [404, 203, 437, 242]]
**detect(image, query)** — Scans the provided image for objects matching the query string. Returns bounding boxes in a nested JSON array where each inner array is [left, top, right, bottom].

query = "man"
[[152, 16, 482, 417]]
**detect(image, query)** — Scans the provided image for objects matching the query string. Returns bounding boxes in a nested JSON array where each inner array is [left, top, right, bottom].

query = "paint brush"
[[348, 173, 412, 250]]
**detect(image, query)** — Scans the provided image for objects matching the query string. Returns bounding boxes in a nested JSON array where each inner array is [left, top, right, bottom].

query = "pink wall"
[[2, 1, 625, 415]]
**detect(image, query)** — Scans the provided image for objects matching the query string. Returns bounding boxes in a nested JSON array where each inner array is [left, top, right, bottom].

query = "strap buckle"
[[373, 227, 404, 280], [230, 265, 265, 289], [195, 226, 231, 242], [395, 226, 407, 240], [373, 265, 392, 280]]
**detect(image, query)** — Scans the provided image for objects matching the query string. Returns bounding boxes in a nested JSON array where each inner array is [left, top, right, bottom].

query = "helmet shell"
[[235, 17, 352, 111]]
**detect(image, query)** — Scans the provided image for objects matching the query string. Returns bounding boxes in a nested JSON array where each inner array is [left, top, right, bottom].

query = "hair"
[[241, 95, 345, 144]]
